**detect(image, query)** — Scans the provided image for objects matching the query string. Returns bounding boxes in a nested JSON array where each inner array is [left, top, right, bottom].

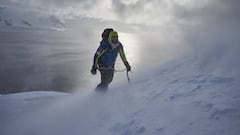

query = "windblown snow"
[[1, 0, 240, 134], [1, 54, 240, 135]]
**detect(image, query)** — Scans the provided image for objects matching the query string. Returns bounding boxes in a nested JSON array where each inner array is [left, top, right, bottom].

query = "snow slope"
[[1, 55, 240, 135], [0, 6, 65, 30]]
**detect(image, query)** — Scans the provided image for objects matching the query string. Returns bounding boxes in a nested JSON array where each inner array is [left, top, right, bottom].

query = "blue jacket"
[[93, 40, 128, 68]]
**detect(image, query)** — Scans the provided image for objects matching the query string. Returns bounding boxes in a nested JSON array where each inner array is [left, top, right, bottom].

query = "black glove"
[[124, 62, 131, 72], [91, 65, 97, 75]]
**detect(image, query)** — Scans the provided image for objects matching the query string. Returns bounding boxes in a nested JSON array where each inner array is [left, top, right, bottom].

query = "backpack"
[[98, 28, 114, 66], [101, 28, 113, 40]]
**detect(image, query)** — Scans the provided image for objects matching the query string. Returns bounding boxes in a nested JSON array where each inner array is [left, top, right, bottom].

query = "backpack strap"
[[95, 48, 108, 66]]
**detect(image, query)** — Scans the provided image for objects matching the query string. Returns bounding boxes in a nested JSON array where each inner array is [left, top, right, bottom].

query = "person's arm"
[[119, 45, 131, 71]]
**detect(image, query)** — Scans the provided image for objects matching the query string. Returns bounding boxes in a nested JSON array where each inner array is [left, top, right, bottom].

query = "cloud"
[[172, 0, 240, 25], [1, 0, 97, 8], [111, 0, 173, 25], [2, 0, 240, 26], [0, 0, 176, 25], [109, 0, 240, 74], [172, 0, 240, 75], [1, 0, 240, 74]]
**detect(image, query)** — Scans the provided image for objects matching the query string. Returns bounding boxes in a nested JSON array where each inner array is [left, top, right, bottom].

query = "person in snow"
[[91, 29, 131, 91]]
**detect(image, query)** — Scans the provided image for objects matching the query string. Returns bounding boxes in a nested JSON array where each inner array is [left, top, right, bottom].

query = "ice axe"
[[126, 70, 132, 84]]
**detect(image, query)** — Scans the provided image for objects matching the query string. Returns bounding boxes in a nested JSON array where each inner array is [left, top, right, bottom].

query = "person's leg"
[[95, 69, 114, 91]]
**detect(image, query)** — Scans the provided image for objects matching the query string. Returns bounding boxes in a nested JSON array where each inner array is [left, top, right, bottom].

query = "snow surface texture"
[[1, 55, 240, 135], [0, 6, 65, 31]]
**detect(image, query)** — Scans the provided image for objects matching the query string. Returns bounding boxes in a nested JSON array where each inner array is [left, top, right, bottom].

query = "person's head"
[[101, 28, 113, 41], [108, 31, 119, 44]]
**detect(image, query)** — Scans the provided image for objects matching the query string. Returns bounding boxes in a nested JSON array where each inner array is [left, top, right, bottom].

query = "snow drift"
[[1, 54, 240, 135]]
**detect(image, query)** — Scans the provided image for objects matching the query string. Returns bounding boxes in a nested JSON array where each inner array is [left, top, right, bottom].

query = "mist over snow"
[[1, 0, 240, 135], [172, 0, 240, 76]]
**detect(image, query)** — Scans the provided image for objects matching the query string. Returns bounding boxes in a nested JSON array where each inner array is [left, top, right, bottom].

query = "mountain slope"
[[1, 55, 240, 135], [0, 6, 65, 30]]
